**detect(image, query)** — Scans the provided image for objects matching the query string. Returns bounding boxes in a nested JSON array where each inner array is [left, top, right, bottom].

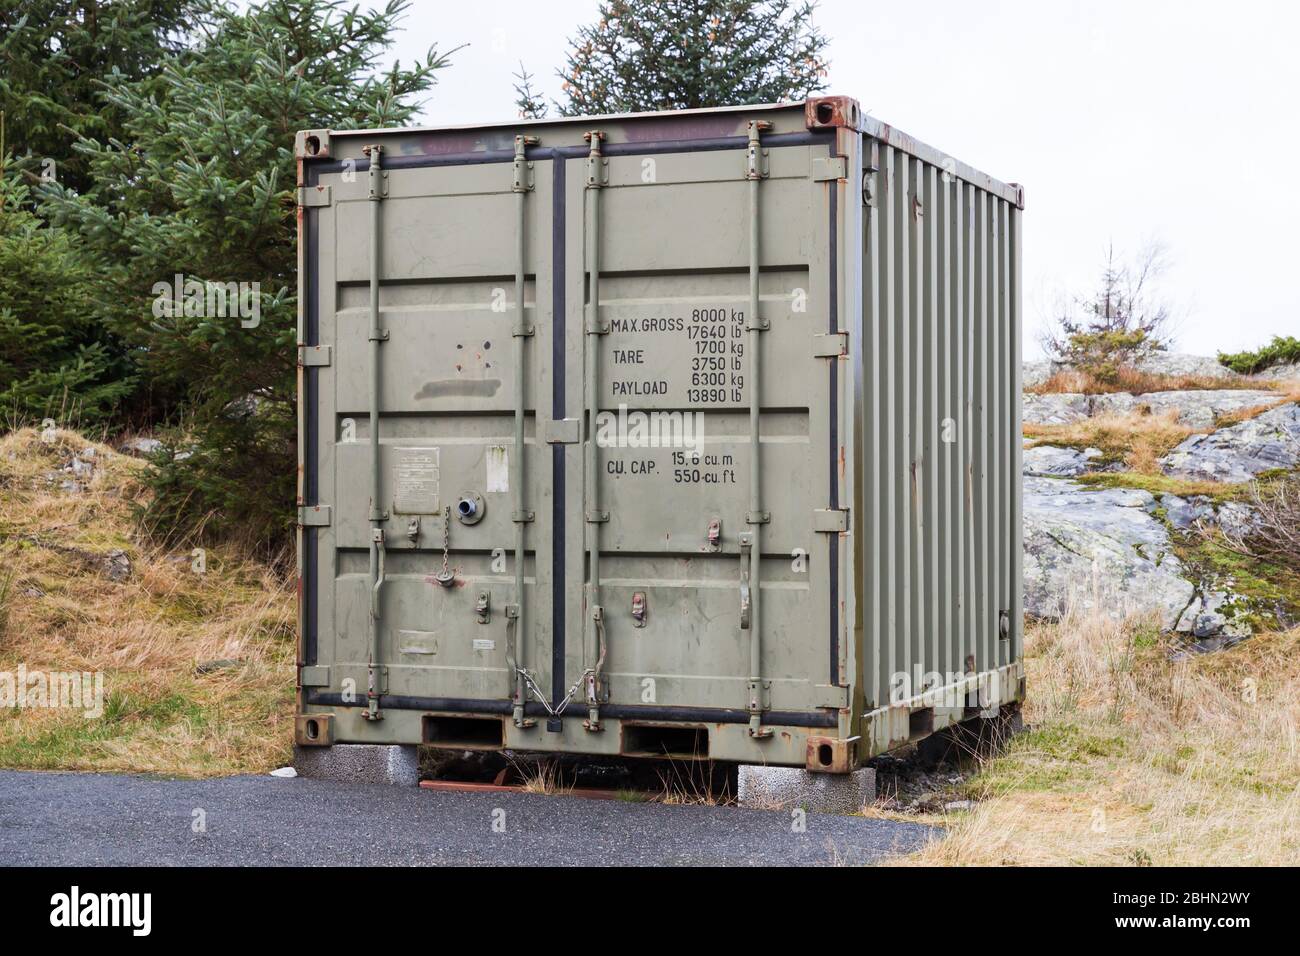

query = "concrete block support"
[[737, 765, 876, 814], [294, 744, 420, 786]]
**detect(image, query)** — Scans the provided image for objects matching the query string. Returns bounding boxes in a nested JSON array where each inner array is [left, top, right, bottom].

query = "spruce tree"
[[0, 175, 135, 425], [0, 0, 196, 193], [517, 0, 830, 118], [39, 0, 454, 550]]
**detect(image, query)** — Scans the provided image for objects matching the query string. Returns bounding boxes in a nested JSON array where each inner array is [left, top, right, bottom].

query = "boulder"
[[1158, 494, 1215, 533], [101, 549, 132, 582], [1175, 590, 1253, 642], [119, 436, 163, 457], [1261, 362, 1300, 381], [1132, 353, 1237, 380], [1216, 501, 1258, 539], [1023, 476, 1196, 629], [1022, 359, 1058, 388], [1022, 392, 1091, 425], [1159, 403, 1300, 482], [1022, 445, 1102, 477]]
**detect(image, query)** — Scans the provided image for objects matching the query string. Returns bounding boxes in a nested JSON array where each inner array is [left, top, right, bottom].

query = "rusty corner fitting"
[[805, 734, 857, 774], [804, 96, 862, 132], [295, 129, 332, 160], [295, 713, 335, 747]]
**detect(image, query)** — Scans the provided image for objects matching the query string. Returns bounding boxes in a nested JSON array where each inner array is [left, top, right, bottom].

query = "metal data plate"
[[391, 447, 441, 514]]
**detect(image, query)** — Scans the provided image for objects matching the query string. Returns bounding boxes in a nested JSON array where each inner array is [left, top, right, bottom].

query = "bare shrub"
[[1218, 474, 1300, 572]]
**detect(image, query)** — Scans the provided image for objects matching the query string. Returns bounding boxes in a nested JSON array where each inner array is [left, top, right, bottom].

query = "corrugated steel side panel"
[[861, 136, 1023, 724]]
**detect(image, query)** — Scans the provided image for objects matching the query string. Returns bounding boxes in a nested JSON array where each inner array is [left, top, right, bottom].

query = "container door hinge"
[[512, 134, 539, 192], [298, 344, 332, 367], [544, 418, 581, 444], [298, 504, 332, 527], [813, 332, 847, 357], [584, 130, 606, 188], [812, 155, 848, 182], [745, 120, 772, 179], [363, 144, 388, 199], [862, 143, 880, 206], [813, 508, 848, 533], [297, 185, 332, 207]]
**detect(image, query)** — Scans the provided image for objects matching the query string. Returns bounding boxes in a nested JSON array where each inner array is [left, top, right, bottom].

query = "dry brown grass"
[[1023, 379, 1300, 476], [513, 757, 575, 797], [0, 427, 295, 776], [1211, 383, 1300, 428], [1023, 409, 1194, 475], [1028, 366, 1267, 396], [899, 591, 1300, 866]]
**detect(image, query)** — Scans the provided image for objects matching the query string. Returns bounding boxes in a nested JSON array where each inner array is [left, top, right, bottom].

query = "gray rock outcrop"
[[1175, 590, 1252, 642], [1023, 389, 1278, 429], [1023, 476, 1195, 629], [1022, 359, 1057, 388], [1022, 445, 1103, 477], [1159, 403, 1300, 482], [120, 436, 163, 457], [1091, 389, 1276, 429], [1158, 494, 1216, 532], [1259, 362, 1300, 381], [1022, 392, 1091, 425], [1131, 353, 1237, 380]]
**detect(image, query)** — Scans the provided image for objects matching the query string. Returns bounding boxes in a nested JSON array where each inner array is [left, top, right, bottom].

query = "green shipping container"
[[294, 96, 1024, 772]]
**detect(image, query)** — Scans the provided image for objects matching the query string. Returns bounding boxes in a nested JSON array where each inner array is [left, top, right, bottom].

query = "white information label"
[[486, 445, 509, 494]]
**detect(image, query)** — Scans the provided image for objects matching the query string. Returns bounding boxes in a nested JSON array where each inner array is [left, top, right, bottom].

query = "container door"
[[305, 151, 559, 717], [564, 135, 851, 725]]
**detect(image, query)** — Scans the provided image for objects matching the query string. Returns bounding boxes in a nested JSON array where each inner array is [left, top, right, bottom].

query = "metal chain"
[[440, 505, 451, 576], [514, 666, 593, 718], [433, 505, 455, 587]]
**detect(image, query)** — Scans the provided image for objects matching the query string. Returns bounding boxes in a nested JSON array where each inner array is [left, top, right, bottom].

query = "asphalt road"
[[0, 769, 935, 866]]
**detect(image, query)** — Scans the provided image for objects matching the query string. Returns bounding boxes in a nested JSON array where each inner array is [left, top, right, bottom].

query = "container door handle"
[[370, 529, 386, 620], [738, 532, 754, 630]]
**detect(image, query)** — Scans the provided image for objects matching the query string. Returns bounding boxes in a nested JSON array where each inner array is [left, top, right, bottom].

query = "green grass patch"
[[965, 722, 1128, 797], [0, 685, 215, 770], [0, 709, 129, 769], [1131, 620, 1161, 649], [1074, 471, 1242, 502]]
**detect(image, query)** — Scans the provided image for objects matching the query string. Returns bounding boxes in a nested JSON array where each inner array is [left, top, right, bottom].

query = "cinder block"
[[293, 743, 419, 786], [737, 765, 876, 815]]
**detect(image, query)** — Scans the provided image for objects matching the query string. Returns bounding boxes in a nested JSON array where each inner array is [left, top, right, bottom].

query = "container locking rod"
[[582, 129, 607, 732], [743, 120, 772, 740], [509, 134, 538, 729], [363, 142, 387, 722]]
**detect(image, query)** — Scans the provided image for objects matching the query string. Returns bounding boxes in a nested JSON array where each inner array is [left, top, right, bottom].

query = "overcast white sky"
[[366, 0, 1298, 358]]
